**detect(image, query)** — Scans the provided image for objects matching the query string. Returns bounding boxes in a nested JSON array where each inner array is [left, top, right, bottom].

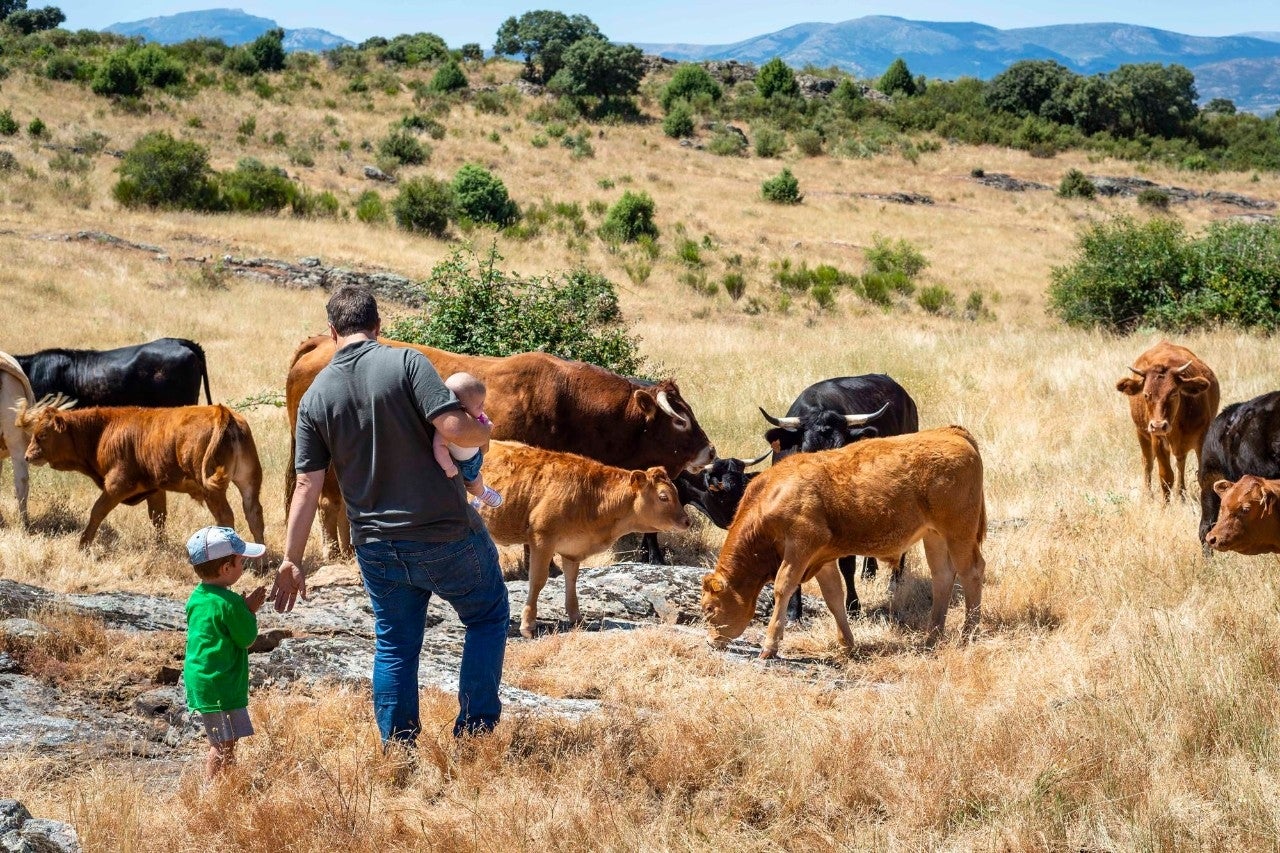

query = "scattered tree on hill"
[[547, 37, 643, 103], [660, 64, 721, 112], [91, 50, 142, 97], [985, 60, 1075, 118], [392, 176, 454, 236], [756, 57, 799, 100], [761, 168, 802, 204], [1204, 98, 1237, 116], [451, 163, 518, 227], [379, 32, 449, 66], [459, 42, 484, 62], [2, 4, 62, 33], [1109, 62, 1198, 138], [879, 57, 917, 96], [493, 10, 604, 83], [599, 191, 658, 243], [428, 58, 467, 92], [247, 27, 286, 73]]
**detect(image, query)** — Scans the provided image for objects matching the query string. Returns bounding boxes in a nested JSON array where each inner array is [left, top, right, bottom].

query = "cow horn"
[[1128, 366, 1146, 378], [759, 407, 801, 429], [743, 450, 772, 467], [1173, 361, 1194, 375], [656, 390, 690, 427], [843, 401, 891, 427]]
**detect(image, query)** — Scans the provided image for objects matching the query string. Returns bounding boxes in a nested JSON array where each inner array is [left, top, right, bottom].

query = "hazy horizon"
[[56, 1, 1280, 47]]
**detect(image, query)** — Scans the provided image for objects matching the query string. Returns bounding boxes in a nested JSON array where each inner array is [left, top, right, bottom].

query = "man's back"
[[295, 340, 473, 544]]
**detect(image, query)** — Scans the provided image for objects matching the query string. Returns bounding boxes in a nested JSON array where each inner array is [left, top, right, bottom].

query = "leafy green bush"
[[1137, 188, 1171, 210], [43, 53, 82, 81], [0, 109, 17, 136], [599, 191, 658, 243], [761, 168, 802, 204], [858, 271, 904, 305], [451, 163, 518, 226], [707, 128, 746, 156], [428, 59, 467, 93], [292, 188, 340, 218], [91, 51, 142, 97], [879, 57, 917, 97], [377, 129, 429, 166], [794, 128, 823, 157], [723, 271, 746, 301], [131, 44, 185, 89], [218, 158, 298, 213], [112, 131, 218, 210], [917, 284, 957, 314], [865, 235, 928, 279], [756, 58, 799, 100], [753, 125, 786, 158], [1058, 168, 1096, 199], [384, 246, 646, 374], [355, 190, 386, 223], [399, 113, 446, 139], [662, 102, 694, 138], [675, 237, 702, 266], [392, 176, 454, 236], [660, 65, 722, 112]]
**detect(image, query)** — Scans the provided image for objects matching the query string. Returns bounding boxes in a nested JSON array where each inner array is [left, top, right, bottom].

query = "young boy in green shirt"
[[183, 526, 267, 780]]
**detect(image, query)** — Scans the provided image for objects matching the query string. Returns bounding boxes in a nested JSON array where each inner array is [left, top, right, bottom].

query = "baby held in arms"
[[434, 372, 503, 508]]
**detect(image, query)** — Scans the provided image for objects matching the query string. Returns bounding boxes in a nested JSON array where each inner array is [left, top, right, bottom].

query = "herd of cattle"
[[0, 334, 1275, 655]]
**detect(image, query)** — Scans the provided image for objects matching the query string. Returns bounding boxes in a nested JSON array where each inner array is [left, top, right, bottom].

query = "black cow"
[[15, 338, 212, 408], [1198, 391, 1280, 545], [759, 374, 920, 619], [639, 452, 771, 564]]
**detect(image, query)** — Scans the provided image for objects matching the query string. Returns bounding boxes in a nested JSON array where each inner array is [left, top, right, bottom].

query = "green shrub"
[[292, 188, 340, 218], [675, 237, 702, 266], [222, 47, 259, 76], [662, 102, 694, 138], [723, 271, 746, 301], [472, 89, 507, 115], [1137, 188, 1171, 210], [355, 190, 386, 223], [865, 235, 928, 279], [756, 57, 799, 100], [708, 128, 746, 157], [131, 44, 185, 89], [530, 134, 549, 148], [384, 246, 646, 375], [794, 128, 823, 157], [451, 163, 518, 227], [92, 51, 142, 97], [377, 129, 429, 166], [43, 53, 82, 81], [858, 271, 903, 305], [0, 109, 17, 136], [399, 113, 446, 139], [112, 131, 218, 210], [247, 28, 286, 73], [660, 65, 722, 112], [753, 125, 786, 158], [392, 176, 454, 236], [1058, 168, 1096, 199], [561, 130, 594, 159], [917, 284, 957, 314], [218, 158, 298, 213], [761, 168, 802, 204], [599, 191, 658, 243], [428, 60, 467, 93]]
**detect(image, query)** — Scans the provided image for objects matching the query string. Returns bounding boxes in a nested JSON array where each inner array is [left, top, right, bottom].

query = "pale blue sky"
[[55, 1, 1280, 45]]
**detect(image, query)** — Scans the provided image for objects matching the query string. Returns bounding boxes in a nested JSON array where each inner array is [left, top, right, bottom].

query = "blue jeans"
[[354, 528, 509, 742]]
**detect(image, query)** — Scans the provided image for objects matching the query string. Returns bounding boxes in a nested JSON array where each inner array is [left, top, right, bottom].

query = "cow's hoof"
[[759, 648, 778, 660], [520, 622, 537, 639]]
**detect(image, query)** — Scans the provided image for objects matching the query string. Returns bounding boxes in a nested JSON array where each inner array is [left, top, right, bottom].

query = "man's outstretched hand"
[[271, 560, 307, 613]]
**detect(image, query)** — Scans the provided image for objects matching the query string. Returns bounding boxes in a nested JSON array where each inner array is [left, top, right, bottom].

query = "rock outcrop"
[[0, 801, 80, 853]]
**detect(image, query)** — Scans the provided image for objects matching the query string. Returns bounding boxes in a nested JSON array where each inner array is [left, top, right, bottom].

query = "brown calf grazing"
[[1203, 475, 1280, 555], [478, 440, 691, 638], [701, 426, 986, 659], [15, 399, 265, 551], [1115, 341, 1219, 500], [285, 335, 714, 558]]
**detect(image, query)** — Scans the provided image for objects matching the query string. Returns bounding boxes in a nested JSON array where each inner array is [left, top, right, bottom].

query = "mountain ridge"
[[104, 8, 352, 53]]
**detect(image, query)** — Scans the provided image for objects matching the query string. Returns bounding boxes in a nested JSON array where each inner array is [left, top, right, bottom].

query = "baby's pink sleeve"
[[433, 430, 458, 476]]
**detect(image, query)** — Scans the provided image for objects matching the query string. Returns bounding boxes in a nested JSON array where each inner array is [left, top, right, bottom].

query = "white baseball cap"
[[186, 526, 266, 564]]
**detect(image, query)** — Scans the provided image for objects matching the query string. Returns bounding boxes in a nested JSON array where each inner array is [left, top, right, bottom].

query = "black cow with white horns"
[[15, 338, 212, 408], [759, 374, 920, 619], [639, 451, 772, 564]]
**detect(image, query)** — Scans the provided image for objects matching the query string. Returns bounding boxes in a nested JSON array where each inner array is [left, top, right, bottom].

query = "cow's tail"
[[197, 344, 212, 404], [202, 405, 237, 493]]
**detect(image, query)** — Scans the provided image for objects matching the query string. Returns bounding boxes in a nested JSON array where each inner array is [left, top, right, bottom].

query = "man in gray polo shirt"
[[271, 285, 508, 743]]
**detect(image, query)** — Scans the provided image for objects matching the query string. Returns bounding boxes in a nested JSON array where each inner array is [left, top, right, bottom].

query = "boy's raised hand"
[[244, 585, 268, 613]]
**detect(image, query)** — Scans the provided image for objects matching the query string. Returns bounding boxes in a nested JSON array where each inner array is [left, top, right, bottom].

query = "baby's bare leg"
[[464, 474, 485, 497]]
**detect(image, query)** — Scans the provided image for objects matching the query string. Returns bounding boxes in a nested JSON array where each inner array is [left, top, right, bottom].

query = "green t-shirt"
[[183, 584, 257, 714]]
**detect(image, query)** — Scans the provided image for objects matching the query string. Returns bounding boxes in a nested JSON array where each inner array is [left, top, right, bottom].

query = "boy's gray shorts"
[[198, 708, 254, 745]]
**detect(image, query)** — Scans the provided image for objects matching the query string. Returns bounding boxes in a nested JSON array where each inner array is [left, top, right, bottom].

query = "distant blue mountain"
[[105, 8, 352, 53], [637, 16, 1280, 114]]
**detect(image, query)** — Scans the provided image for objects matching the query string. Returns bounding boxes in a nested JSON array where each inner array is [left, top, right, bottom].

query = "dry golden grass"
[[4, 62, 1280, 850]]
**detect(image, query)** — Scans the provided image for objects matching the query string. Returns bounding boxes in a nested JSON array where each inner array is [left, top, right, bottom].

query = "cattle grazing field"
[[4, 56, 1280, 850]]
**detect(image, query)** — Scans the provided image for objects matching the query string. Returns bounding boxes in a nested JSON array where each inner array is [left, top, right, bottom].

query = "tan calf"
[[1204, 475, 1280, 555], [701, 426, 987, 658], [479, 440, 691, 638]]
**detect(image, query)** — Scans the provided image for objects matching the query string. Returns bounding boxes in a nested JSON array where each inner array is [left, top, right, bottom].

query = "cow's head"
[[629, 467, 692, 533], [702, 451, 770, 496], [1204, 476, 1280, 554], [1116, 360, 1211, 437], [13, 395, 76, 468], [700, 571, 754, 647], [759, 401, 888, 459], [629, 380, 715, 472]]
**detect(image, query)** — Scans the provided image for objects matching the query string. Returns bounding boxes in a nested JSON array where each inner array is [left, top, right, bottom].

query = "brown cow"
[[1115, 341, 1220, 500], [285, 335, 714, 557], [701, 426, 986, 659], [15, 399, 266, 551], [478, 440, 691, 638], [1203, 475, 1280, 555]]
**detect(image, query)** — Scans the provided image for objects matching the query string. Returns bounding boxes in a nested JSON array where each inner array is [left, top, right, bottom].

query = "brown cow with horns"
[[1115, 341, 1219, 500], [285, 335, 715, 556], [701, 426, 987, 658]]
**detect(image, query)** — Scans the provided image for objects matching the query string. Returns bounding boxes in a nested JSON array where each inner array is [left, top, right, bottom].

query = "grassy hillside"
[[3, 56, 1280, 850]]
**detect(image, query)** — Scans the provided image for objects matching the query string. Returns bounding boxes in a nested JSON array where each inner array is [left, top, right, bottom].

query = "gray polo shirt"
[[294, 340, 478, 544]]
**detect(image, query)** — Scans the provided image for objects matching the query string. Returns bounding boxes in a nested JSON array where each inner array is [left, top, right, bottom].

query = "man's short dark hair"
[[327, 286, 380, 336]]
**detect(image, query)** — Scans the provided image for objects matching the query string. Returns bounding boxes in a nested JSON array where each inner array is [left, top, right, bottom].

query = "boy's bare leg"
[[205, 740, 237, 780]]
